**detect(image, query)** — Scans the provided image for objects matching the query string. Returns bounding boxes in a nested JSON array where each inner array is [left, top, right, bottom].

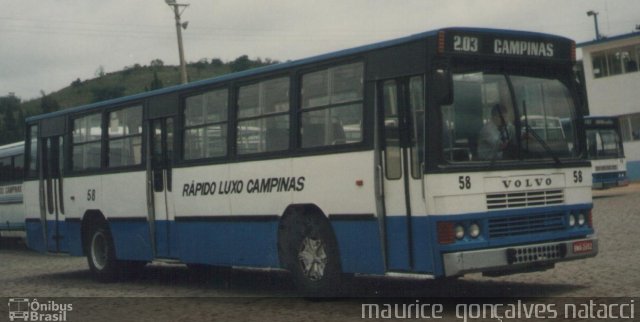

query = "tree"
[[229, 55, 252, 72], [150, 59, 164, 68], [0, 95, 21, 144], [95, 65, 105, 77], [191, 58, 208, 73], [40, 90, 60, 114], [3, 107, 18, 144], [71, 78, 82, 88], [148, 71, 164, 91], [16, 109, 25, 142], [210, 58, 223, 68]]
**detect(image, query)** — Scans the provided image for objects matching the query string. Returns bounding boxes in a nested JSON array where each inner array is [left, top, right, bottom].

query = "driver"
[[477, 104, 515, 160]]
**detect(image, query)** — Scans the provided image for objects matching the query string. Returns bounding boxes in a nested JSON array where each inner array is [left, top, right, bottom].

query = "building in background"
[[579, 31, 640, 181]]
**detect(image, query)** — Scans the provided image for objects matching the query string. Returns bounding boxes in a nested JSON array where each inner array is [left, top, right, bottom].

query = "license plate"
[[572, 240, 593, 254]]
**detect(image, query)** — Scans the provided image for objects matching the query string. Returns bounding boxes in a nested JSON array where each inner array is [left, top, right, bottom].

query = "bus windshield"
[[441, 70, 578, 163], [586, 128, 623, 159]]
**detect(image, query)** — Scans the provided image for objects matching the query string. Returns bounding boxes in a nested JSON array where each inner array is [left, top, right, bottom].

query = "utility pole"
[[586, 10, 601, 40], [165, 0, 189, 84]]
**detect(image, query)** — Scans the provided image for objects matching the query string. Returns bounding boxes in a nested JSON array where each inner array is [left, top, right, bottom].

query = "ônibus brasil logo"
[[8, 298, 73, 322]]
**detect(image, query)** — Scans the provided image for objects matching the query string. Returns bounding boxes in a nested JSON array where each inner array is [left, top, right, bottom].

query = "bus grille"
[[488, 213, 565, 238], [486, 189, 564, 210], [507, 244, 565, 264], [595, 165, 617, 172]]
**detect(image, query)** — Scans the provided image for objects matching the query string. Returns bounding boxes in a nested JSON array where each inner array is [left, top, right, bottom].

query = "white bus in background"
[[0, 141, 25, 239], [522, 115, 572, 156], [24, 27, 597, 295], [584, 116, 628, 188], [525, 115, 566, 141]]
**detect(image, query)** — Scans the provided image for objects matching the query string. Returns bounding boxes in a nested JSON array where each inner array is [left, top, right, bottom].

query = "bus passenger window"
[[184, 88, 228, 159], [13, 155, 24, 181], [27, 125, 38, 176], [237, 77, 290, 155], [382, 80, 401, 180], [300, 62, 363, 148], [72, 113, 102, 170], [108, 105, 142, 167]]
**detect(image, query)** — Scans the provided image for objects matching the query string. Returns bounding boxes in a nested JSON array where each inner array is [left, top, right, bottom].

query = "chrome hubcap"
[[91, 231, 108, 270], [297, 237, 327, 281]]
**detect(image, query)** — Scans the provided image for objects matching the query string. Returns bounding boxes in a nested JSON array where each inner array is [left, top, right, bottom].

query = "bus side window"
[[331, 122, 346, 145], [13, 155, 24, 181], [265, 127, 289, 151], [300, 62, 363, 149]]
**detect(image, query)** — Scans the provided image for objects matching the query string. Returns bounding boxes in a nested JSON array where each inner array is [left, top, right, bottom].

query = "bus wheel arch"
[[81, 210, 107, 255], [278, 204, 343, 295], [81, 210, 120, 282]]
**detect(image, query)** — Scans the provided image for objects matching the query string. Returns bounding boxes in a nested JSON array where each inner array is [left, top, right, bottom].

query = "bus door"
[[378, 77, 427, 272], [147, 117, 176, 258], [41, 135, 66, 252]]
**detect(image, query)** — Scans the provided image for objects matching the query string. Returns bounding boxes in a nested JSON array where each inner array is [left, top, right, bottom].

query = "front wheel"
[[281, 214, 342, 296], [86, 224, 121, 282]]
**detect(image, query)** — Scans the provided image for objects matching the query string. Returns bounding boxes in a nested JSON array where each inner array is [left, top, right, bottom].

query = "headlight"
[[469, 223, 481, 238], [569, 214, 576, 227], [455, 224, 465, 240], [578, 213, 586, 226]]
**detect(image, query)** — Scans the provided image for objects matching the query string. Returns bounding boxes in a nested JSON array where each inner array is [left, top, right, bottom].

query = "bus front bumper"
[[442, 237, 598, 277]]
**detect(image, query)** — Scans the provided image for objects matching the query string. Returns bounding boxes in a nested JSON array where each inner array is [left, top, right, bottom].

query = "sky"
[[1, 0, 638, 101]]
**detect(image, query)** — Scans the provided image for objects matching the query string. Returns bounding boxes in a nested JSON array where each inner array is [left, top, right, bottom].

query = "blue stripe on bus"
[[384, 216, 411, 271], [410, 217, 437, 273], [108, 219, 154, 261], [430, 204, 594, 250], [426, 204, 594, 276], [176, 220, 280, 267], [25, 219, 71, 253], [45, 220, 68, 253], [331, 219, 385, 274], [592, 171, 626, 184], [25, 203, 592, 277], [65, 220, 83, 256], [25, 219, 45, 252], [380, 216, 437, 273]]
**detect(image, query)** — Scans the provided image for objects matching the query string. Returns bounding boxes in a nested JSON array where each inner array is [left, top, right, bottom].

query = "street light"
[[586, 10, 601, 40], [165, 0, 189, 84]]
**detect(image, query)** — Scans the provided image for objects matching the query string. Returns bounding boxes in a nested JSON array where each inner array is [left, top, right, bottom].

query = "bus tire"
[[86, 223, 120, 282], [281, 213, 342, 296]]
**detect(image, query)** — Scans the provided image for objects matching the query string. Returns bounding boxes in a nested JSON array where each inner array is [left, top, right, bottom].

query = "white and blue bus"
[[584, 116, 628, 188], [0, 141, 25, 239], [24, 27, 597, 294]]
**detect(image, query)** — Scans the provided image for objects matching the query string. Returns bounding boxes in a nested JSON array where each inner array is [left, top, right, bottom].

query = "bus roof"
[[27, 27, 573, 123], [0, 141, 24, 157]]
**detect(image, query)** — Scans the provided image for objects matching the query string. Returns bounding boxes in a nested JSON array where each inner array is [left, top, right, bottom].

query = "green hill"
[[21, 56, 278, 115], [0, 56, 278, 145]]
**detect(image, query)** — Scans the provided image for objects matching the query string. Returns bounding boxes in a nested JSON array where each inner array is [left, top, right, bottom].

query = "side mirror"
[[432, 62, 453, 106]]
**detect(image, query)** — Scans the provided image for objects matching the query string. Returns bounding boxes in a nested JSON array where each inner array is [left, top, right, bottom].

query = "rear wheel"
[[280, 213, 342, 296], [86, 224, 120, 282]]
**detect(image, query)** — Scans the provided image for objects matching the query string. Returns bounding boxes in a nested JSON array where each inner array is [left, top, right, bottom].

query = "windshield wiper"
[[521, 100, 562, 166], [488, 105, 509, 169]]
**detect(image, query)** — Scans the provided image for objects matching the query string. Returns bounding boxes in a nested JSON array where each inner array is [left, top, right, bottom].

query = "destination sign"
[[584, 118, 615, 126], [441, 30, 573, 61]]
